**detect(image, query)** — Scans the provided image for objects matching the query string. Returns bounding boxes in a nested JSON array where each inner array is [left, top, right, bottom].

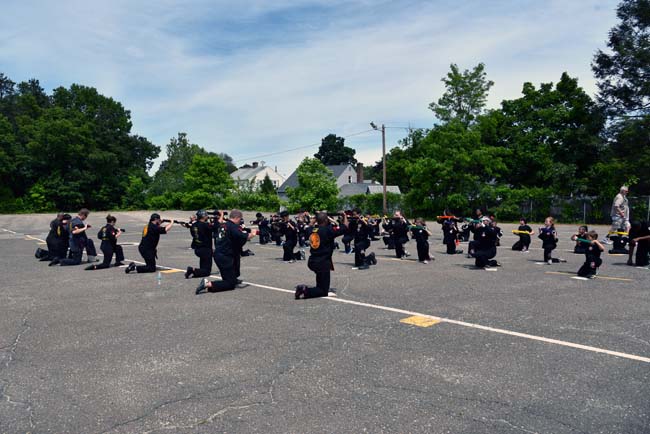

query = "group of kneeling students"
[[35, 208, 650, 298]]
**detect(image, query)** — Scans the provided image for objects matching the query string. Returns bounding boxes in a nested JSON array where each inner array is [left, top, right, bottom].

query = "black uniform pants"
[[416, 241, 429, 261], [543, 244, 557, 262], [512, 236, 530, 251], [446, 240, 457, 254], [283, 240, 299, 261], [136, 246, 157, 273], [208, 255, 237, 292], [475, 247, 496, 268], [193, 247, 213, 277], [636, 241, 649, 266], [60, 249, 83, 266], [578, 257, 602, 277], [305, 260, 331, 298], [94, 242, 124, 269], [354, 239, 370, 266], [393, 236, 405, 258]]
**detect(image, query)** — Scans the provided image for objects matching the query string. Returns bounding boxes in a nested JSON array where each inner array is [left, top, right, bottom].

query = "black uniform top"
[[442, 220, 458, 243], [139, 222, 167, 251], [349, 219, 371, 243], [538, 227, 558, 247], [474, 225, 498, 250], [55, 220, 69, 241], [518, 225, 532, 233], [308, 223, 346, 271], [280, 220, 298, 243], [385, 218, 410, 240], [191, 220, 212, 249], [98, 224, 119, 246], [585, 242, 602, 262], [257, 218, 270, 231], [213, 220, 249, 258], [69, 217, 88, 251], [46, 218, 59, 240], [410, 225, 430, 244]]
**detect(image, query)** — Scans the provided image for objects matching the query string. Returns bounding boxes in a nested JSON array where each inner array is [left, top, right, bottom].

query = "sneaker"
[[300, 250, 306, 260], [546, 260, 552, 265], [455, 250, 464, 254], [294, 284, 307, 299], [422, 260, 429, 264], [285, 260, 296, 264], [114, 262, 125, 267], [357, 264, 370, 270], [185, 266, 193, 279], [368, 252, 377, 265], [558, 258, 567, 263], [405, 251, 411, 257], [125, 262, 136, 274], [84, 264, 96, 270], [627, 259, 634, 266], [48, 259, 59, 266], [196, 278, 209, 295]]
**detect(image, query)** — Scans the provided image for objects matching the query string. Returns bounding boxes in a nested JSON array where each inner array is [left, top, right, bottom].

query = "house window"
[[348, 176, 352, 183]]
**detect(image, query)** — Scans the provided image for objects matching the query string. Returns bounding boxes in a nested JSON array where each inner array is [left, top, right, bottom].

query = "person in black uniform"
[[410, 218, 433, 263], [295, 211, 349, 299], [185, 209, 213, 279], [472, 217, 499, 269], [628, 221, 650, 266], [86, 214, 124, 270], [125, 213, 173, 274], [570, 225, 589, 254], [441, 218, 463, 254], [577, 231, 604, 278], [350, 208, 376, 269], [538, 216, 565, 264], [195, 209, 256, 294], [36, 212, 64, 261], [252, 212, 271, 245], [279, 210, 304, 262], [512, 218, 533, 252], [384, 211, 410, 259], [60, 208, 98, 266], [46, 213, 71, 265]]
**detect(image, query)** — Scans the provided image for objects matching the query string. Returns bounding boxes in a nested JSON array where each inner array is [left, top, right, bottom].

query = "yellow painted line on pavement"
[[545, 271, 633, 282], [400, 315, 441, 327], [161, 269, 183, 274]]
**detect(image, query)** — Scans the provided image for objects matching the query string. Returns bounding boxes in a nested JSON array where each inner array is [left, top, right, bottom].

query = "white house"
[[230, 162, 286, 190]]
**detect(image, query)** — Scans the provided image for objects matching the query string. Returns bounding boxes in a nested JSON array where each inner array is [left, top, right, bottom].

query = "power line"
[[232, 128, 377, 163]]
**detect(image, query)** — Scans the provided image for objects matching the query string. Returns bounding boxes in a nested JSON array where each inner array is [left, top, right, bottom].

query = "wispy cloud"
[[0, 0, 620, 175]]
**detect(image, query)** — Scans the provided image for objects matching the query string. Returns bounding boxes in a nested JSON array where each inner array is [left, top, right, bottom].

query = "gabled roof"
[[278, 164, 352, 192], [231, 166, 267, 181], [339, 183, 369, 197], [368, 185, 401, 194]]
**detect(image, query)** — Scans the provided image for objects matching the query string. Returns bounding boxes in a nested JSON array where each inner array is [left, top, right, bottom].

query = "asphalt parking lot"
[[1, 212, 648, 434]]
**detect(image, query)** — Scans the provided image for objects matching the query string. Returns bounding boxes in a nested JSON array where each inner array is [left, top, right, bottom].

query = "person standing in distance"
[[195, 210, 255, 294], [125, 213, 173, 274], [610, 185, 631, 235]]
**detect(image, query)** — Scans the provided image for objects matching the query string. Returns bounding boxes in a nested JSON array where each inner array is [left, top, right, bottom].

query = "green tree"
[[593, 0, 650, 116], [286, 158, 339, 212], [181, 153, 234, 209], [259, 174, 276, 195], [314, 133, 357, 165], [429, 63, 494, 125]]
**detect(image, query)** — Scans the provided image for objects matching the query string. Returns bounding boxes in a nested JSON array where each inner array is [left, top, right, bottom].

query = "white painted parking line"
[[17, 231, 650, 364]]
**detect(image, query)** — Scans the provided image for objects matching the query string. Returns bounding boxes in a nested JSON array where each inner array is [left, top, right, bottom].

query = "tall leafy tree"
[[181, 153, 234, 209], [429, 63, 494, 125], [314, 133, 357, 165], [593, 0, 650, 116], [286, 158, 339, 212]]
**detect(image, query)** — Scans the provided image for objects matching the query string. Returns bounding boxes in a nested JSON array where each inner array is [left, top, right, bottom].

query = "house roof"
[[278, 164, 352, 192], [368, 185, 401, 194], [231, 165, 283, 182], [338, 183, 369, 197]]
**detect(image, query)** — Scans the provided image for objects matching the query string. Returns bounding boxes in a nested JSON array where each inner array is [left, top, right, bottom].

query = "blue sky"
[[0, 0, 620, 176]]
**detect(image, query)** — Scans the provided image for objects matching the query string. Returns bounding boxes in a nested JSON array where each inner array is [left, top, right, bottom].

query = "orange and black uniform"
[[304, 223, 347, 298], [136, 221, 167, 273]]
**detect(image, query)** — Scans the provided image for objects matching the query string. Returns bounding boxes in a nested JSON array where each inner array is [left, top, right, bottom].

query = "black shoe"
[[236, 279, 243, 284], [295, 284, 308, 299], [84, 264, 96, 270], [369, 252, 377, 265], [48, 259, 59, 266], [357, 264, 370, 270], [125, 262, 136, 274], [114, 262, 125, 267], [185, 266, 193, 279], [196, 278, 209, 295]]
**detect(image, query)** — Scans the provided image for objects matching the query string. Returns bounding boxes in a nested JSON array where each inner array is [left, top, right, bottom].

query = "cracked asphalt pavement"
[[0, 212, 649, 433]]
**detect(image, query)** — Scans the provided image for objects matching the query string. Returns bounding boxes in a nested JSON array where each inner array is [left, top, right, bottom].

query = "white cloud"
[[0, 0, 620, 175]]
